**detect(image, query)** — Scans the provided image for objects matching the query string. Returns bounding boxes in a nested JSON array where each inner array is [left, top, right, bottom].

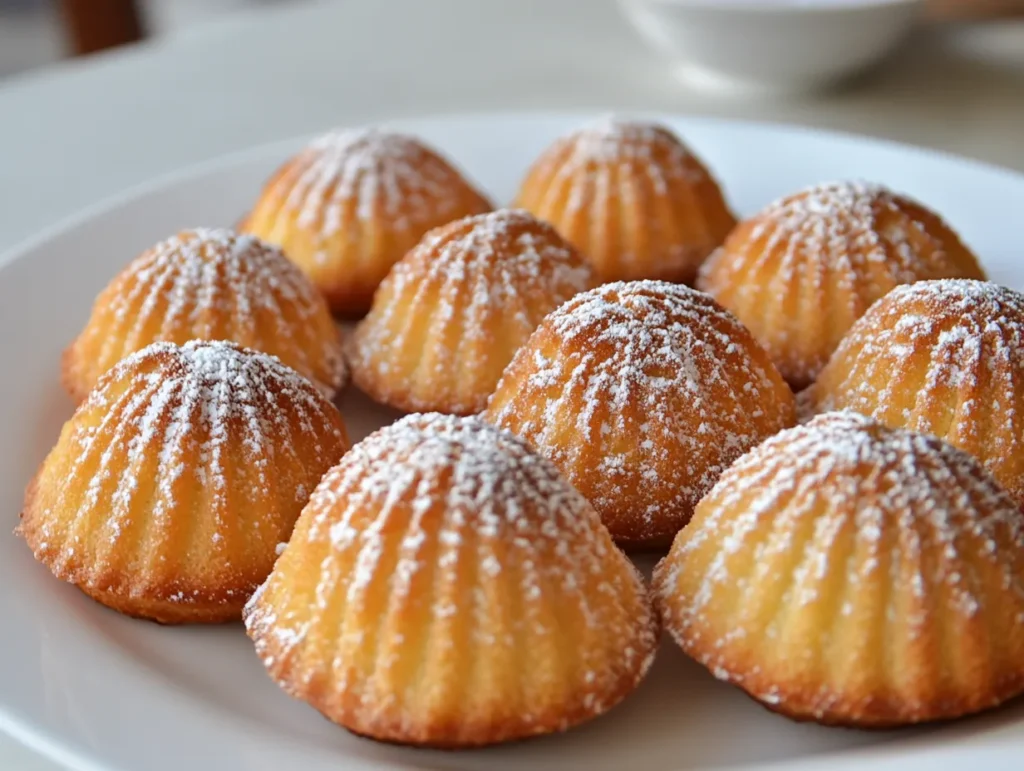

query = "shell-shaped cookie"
[[348, 209, 594, 415], [240, 129, 492, 316], [804, 279, 1024, 507], [245, 413, 658, 747], [485, 280, 796, 548], [515, 119, 736, 284], [697, 181, 986, 389], [20, 341, 350, 624], [63, 228, 346, 402], [654, 411, 1024, 727]]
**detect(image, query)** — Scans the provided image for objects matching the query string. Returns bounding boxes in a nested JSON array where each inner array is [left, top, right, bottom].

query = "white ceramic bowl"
[[618, 0, 926, 95]]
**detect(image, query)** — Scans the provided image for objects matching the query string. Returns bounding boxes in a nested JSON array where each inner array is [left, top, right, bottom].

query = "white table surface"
[[1, 0, 1022, 767]]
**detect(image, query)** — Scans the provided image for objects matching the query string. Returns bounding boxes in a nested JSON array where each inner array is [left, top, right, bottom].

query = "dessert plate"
[[1, 112, 1023, 771]]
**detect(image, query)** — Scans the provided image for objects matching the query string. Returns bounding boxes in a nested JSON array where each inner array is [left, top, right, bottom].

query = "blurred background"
[[1, 0, 1023, 80], [0, 0, 297, 77]]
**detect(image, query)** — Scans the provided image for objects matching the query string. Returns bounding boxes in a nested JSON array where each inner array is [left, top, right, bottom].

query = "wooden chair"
[[60, 0, 144, 56]]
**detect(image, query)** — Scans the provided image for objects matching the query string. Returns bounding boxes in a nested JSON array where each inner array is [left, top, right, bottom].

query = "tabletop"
[[1, 0, 1023, 767]]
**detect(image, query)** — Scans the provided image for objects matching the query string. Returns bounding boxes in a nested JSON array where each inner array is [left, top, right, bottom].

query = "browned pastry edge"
[[245, 588, 661, 748], [653, 576, 1024, 728], [18, 474, 262, 625], [60, 342, 92, 404]]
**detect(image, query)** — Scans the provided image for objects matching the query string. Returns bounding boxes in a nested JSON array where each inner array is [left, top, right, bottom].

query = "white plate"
[[2, 112, 1024, 771]]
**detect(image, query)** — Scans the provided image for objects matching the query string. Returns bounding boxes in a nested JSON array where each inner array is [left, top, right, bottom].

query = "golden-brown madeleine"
[[240, 128, 491, 317], [803, 279, 1024, 507], [485, 280, 795, 549], [515, 119, 736, 284], [697, 181, 986, 390], [348, 209, 594, 415], [245, 413, 658, 747], [63, 228, 346, 403], [20, 340, 350, 624], [654, 411, 1024, 727]]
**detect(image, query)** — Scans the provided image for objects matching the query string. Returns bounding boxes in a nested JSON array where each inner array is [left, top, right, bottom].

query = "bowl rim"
[[627, 0, 925, 14]]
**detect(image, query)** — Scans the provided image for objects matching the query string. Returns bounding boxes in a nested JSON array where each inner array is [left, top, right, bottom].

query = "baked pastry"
[[19, 340, 350, 624], [348, 209, 594, 415], [803, 279, 1024, 507], [245, 413, 658, 747], [515, 119, 736, 284], [240, 128, 492, 317], [63, 228, 346, 403], [697, 181, 986, 389], [485, 280, 796, 548], [654, 411, 1024, 727]]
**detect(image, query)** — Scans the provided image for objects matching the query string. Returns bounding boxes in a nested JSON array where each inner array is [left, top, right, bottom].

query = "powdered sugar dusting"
[[488, 280, 794, 541], [656, 411, 1024, 700], [807, 279, 1024, 502], [817, 278, 1024, 401], [54, 341, 347, 569], [88, 227, 346, 394], [384, 208, 591, 330], [750, 181, 935, 281], [697, 181, 982, 388], [547, 119, 703, 211], [284, 129, 486, 238], [701, 180, 968, 300], [349, 209, 594, 414], [244, 414, 658, 726]]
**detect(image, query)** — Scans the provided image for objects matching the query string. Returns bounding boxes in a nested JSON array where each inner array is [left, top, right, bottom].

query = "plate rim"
[[3, 108, 1024, 771]]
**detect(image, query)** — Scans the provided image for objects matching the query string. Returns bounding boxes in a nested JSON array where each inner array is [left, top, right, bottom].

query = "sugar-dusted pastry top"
[[516, 119, 736, 284], [349, 209, 594, 415], [245, 413, 658, 746], [22, 340, 350, 623], [805, 278, 1024, 506], [281, 129, 487, 237], [63, 227, 346, 400], [655, 411, 1024, 726], [486, 279, 795, 547], [240, 129, 492, 316], [697, 181, 985, 388]]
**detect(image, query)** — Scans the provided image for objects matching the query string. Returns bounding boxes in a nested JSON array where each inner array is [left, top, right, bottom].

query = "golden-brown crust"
[[241, 129, 492, 318], [697, 182, 986, 390], [254, 603, 659, 747], [60, 342, 90, 404], [485, 280, 795, 548], [657, 598, 1024, 728], [654, 412, 1024, 727], [21, 474, 256, 625], [515, 120, 735, 285], [345, 351, 480, 416], [63, 228, 348, 403], [348, 209, 594, 416], [245, 414, 659, 747], [804, 279, 1024, 510], [21, 341, 351, 625]]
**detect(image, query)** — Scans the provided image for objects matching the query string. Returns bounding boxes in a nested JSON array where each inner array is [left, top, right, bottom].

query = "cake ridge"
[[286, 128, 477, 235], [68, 341, 345, 556], [486, 279, 795, 547], [806, 279, 1024, 505], [348, 209, 594, 415], [244, 413, 658, 745], [654, 410, 1024, 725], [667, 411, 1024, 637], [67, 227, 347, 400]]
